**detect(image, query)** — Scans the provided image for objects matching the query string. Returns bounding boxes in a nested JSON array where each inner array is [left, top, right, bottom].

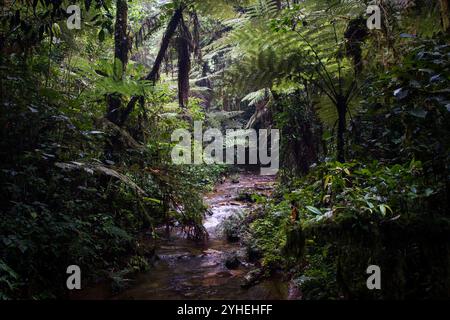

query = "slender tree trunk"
[[177, 16, 191, 109], [120, 7, 184, 126], [146, 7, 183, 83], [336, 96, 347, 163], [106, 0, 129, 125], [440, 0, 450, 33], [114, 0, 130, 72], [104, 0, 130, 160], [275, 0, 282, 10], [199, 62, 212, 111]]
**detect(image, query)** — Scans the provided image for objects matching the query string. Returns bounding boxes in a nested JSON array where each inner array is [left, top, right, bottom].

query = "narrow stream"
[[113, 173, 288, 300]]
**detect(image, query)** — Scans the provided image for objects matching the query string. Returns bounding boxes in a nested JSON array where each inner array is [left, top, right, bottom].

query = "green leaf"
[[52, 23, 61, 37], [306, 206, 322, 215], [394, 88, 409, 100], [98, 29, 105, 42], [408, 108, 427, 118], [323, 175, 332, 188], [113, 59, 124, 81], [379, 204, 393, 216], [143, 197, 162, 204], [366, 201, 375, 209], [424, 188, 434, 197], [39, 88, 61, 101], [0, 259, 19, 279]]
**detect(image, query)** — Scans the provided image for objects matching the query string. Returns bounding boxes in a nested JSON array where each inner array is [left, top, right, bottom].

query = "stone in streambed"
[[287, 280, 302, 300], [231, 177, 240, 184], [224, 255, 240, 270], [241, 268, 264, 288]]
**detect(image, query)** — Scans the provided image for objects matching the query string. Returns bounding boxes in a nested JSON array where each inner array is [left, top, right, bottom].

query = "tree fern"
[[219, 0, 370, 161], [241, 88, 271, 107]]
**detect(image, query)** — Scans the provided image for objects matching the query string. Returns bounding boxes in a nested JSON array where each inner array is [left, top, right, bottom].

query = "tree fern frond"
[[192, 0, 251, 19], [245, 0, 279, 19], [134, 13, 162, 49], [241, 88, 270, 106]]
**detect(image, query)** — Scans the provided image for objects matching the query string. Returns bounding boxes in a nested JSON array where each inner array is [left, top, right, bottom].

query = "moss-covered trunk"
[[106, 0, 129, 126]]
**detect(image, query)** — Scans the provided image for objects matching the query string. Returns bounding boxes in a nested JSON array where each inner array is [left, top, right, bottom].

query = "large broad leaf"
[[0, 259, 19, 280], [394, 88, 409, 100], [408, 108, 427, 118], [113, 59, 124, 81], [98, 29, 105, 42], [379, 204, 393, 216], [306, 206, 322, 215], [55, 162, 146, 195]]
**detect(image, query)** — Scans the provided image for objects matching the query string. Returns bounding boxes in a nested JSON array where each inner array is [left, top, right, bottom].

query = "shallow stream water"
[[77, 173, 288, 300]]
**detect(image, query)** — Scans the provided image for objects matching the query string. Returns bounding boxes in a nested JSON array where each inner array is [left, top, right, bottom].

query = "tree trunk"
[[440, 0, 450, 33], [177, 16, 191, 109], [275, 0, 282, 10], [199, 61, 212, 111], [114, 0, 130, 73], [104, 0, 130, 160], [146, 7, 183, 83], [336, 96, 347, 163], [106, 0, 129, 126], [120, 7, 184, 126]]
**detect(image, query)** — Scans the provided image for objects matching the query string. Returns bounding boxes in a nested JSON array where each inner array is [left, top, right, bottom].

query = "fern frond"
[[241, 88, 271, 106]]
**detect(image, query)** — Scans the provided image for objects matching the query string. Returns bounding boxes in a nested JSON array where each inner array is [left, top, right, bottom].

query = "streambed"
[[113, 173, 288, 300]]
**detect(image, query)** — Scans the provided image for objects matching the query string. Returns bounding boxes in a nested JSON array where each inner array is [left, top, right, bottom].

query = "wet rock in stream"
[[224, 254, 240, 270], [241, 268, 264, 288], [287, 280, 303, 300]]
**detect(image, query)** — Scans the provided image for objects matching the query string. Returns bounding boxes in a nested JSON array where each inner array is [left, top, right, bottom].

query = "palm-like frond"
[[191, 0, 254, 19], [219, 0, 368, 125], [241, 88, 271, 106], [134, 14, 162, 49]]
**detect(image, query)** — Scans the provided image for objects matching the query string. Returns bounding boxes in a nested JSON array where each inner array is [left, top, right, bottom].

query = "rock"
[[183, 292, 196, 298], [200, 261, 220, 268], [287, 280, 302, 300], [205, 271, 232, 278], [241, 268, 264, 288], [255, 185, 272, 191], [246, 246, 262, 262], [224, 255, 240, 270], [235, 192, 254, 202], [203, 249, 222, 256]]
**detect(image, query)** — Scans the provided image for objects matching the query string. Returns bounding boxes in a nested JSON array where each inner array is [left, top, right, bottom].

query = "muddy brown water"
[[77, 173, 288, 300]]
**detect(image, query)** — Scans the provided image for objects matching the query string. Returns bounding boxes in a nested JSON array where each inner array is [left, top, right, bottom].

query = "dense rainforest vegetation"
[[0, 0, 449, 300]]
